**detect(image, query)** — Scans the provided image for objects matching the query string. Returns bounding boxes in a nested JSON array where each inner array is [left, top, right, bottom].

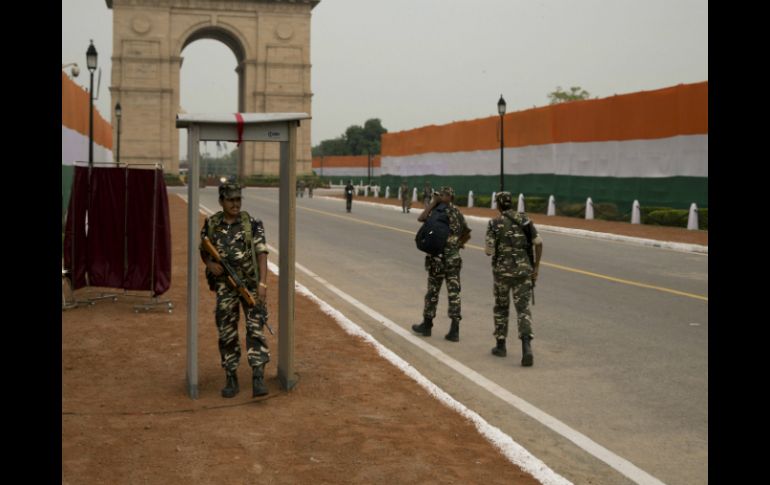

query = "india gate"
[[106, 0, 318, 176]]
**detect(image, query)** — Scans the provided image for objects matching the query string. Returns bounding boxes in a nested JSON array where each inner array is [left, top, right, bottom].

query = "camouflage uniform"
[[485, 203, 541, 340], [423, 188, 469, 322], [200, 204, 271, 374], [400, 182, 411, 213]]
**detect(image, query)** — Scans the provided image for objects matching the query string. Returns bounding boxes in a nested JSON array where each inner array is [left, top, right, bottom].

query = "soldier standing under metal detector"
[[412, 186, 471, 342], [200, 183, 271, 398], [400, 180, 411, 213], [484, 191, 543, 366]]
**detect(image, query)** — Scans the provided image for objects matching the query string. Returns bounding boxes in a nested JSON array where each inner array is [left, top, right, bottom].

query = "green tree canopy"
[[547, 86, 591, 104], [312, 118, 388, 156]]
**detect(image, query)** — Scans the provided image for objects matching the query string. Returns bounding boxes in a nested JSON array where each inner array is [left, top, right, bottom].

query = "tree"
[[547, 86, 591, 104], [312, 118, 388, 156]]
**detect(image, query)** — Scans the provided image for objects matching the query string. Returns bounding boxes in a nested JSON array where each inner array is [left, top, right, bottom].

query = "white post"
[[375, 186, 380, 198], [547, 195, 556, 216], [491, 192, 497, 210], [631, 200, 641, 224], [386, 186, 391, 199], [468, 190, 474, 208], [364, 186, 369, 197], [687, 203, 699, 230], [517, 193, 526, 213], [412, 187, 418, 202], [585, 197, 594, 220]]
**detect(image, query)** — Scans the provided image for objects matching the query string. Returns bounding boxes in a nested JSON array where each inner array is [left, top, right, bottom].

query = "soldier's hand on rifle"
[[205, 260, 224, 276], [257, 282, 267, 302]]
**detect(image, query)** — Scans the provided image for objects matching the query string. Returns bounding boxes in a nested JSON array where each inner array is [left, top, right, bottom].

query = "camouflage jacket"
[[200, 210, 268, 287], [443, 204, 469, 257], [400, 185, 410, 200], [485, 209, 539, 277]]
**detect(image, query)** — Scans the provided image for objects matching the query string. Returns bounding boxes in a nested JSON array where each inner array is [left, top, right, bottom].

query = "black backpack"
[[415, 203, 450, 255]]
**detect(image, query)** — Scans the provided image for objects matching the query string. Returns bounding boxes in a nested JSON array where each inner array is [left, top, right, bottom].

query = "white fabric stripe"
[[382, 134, 707, 178], [315, 167, 380, 177], [62, 125, 113, 166]]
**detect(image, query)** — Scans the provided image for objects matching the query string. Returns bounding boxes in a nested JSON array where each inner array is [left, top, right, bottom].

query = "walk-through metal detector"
[[176, 113, 310, 399]]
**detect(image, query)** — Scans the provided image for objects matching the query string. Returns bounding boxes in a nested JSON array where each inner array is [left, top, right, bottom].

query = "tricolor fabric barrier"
[[311, 155, 381, 181], [380, 82, 707, 209], [62, 72, 113, 229]]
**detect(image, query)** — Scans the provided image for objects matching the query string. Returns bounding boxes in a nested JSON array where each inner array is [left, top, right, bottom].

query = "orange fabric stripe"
[[61, 72, 113, 149], [382, 81, 707, 157], [311, 155, 381, 168]]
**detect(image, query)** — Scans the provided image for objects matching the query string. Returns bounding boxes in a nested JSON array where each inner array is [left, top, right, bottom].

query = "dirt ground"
[[62, 193, 706, 484]]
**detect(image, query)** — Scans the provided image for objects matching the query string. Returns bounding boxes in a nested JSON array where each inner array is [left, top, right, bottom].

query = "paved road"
[[179, 187, 708, 485]]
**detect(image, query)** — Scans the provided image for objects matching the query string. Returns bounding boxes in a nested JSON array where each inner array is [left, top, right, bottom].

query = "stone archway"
[[106, 0, 318, 177]]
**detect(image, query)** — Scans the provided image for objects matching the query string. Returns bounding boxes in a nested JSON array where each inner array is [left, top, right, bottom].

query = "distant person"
[[200, 183, 271, 398], [308, 180, 314, 198], [484, 191, 543, 367], [344, 180, 355, 213], [297, 179, 305, 198], [412, 186, 471, 342], [422, 181, 432, 208], [400, 180, 411, 213]]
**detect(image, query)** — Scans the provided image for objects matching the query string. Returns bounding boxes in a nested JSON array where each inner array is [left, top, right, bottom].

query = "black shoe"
[[491, 339, 507, 357], [252, 365, 269, 397], [445, 319, 460, 342], [221, 371, 239, 398], [521, 336, 533, 367], [411, 318, 433, 337]]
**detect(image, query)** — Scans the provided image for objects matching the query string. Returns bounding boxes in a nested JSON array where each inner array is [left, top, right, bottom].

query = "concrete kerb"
[[316, 195, 709, 255]]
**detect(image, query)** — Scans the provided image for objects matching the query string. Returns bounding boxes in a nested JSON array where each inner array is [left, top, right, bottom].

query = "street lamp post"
[[497, 95, 506, 192], [86, 40, 98, 168], [115, 102, 122, 166]]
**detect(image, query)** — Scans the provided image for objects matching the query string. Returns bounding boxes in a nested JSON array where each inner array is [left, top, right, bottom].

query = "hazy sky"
[[62, 0, 708, 156]]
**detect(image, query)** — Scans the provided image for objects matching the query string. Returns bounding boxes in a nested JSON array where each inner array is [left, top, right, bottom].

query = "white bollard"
[[491, 192, 497, 210], [375, 186, 380, 198], [631, 200, 641, 224], [517, 193, 526, 213], [386, 186, 391, 199], [396, 187, 400, 200], [687, 203, 699, 230], [412, 187, 418, 202], [585, 197, 594, 220], [364, 186, 369, 197], [468, 190, 474, 208], [547, 195, 556, 216]]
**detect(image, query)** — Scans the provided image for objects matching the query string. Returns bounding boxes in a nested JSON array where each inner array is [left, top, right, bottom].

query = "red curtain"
[[63, 166, 171, 295]]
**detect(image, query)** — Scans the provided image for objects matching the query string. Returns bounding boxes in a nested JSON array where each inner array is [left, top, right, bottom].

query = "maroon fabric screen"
[[63, 166, 172, 295]]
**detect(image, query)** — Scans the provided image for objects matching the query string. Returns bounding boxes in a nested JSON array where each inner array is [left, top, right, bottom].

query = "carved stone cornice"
[[106, 0, 320, 10]]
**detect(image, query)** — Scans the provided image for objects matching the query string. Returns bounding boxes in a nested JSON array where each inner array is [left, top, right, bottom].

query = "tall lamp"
[[114, 102, 122, 166], [497, 95, 506, 192], [86, 40, 98, 168]]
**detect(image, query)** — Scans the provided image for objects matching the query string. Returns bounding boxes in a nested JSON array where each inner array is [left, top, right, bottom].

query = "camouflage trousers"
[[214, 282, 271, 372], [401, 198, 411, 213], [493, 274, 534, 340], [423, 253, 462, 321]]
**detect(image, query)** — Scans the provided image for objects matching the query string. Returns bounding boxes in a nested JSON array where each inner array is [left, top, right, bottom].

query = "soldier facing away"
[[484, 191, 543, 366], [200, 183, 271, 397], [400, 180, 411, 213], [412, 186, 471, 342]]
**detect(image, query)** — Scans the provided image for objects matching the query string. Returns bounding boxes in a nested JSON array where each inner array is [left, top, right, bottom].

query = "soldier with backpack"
[[200, 183, 271, 398], [412, 186, 471, 342], [484, 191, 543, 366]]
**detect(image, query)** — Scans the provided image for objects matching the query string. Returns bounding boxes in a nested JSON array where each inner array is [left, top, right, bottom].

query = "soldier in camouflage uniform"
[[412, 186, 471, 342], [200, 183, 271, 398], [400, 180, 411, 213], [485, 191, 543, 366]]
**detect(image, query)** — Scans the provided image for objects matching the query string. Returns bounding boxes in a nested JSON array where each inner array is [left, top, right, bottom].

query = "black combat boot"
[[521, 336, 533, 367], [411, 317, 433, 337], [221, 370, 239, 398], [445, 319, 460, 342], [491, 339, 507, 357], [252, 365, 269, 397]]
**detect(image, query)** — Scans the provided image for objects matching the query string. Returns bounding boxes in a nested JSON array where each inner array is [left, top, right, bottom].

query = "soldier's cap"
[[495, 191, 513, 207], [219, 183, 242, 200], [438, 186, 454, 197]]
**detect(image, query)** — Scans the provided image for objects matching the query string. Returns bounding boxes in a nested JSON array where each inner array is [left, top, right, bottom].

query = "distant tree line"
[[312, 118, 387, 156]]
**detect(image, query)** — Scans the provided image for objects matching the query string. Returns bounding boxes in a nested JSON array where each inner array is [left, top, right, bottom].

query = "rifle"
[[520, 219, 536, 306], [201, 236, 274, 335]]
